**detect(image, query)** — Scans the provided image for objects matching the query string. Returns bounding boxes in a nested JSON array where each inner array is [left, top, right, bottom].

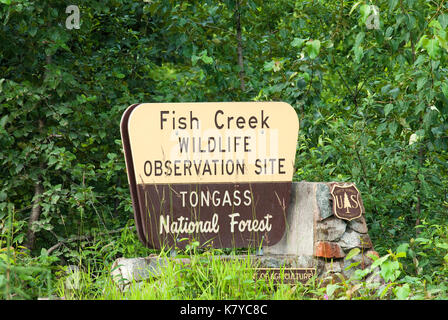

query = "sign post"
[[120, 102, 299, 250]]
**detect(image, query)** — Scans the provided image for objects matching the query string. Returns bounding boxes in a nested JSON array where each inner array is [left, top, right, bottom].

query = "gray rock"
[[348, 216, 368, 233], [257, 256, 283, 268], [338, 229, 362, 250], [316, 216, 347, 241], [324, 260, 343, 274], [316, 183, 333, 220], [294, 255, 315, 268], [365, 267, 383, 284], [65, 265, 80, 290], [338, 229, 372, 250], [342, 251, 366, 278], [111, 256, 169, 289]]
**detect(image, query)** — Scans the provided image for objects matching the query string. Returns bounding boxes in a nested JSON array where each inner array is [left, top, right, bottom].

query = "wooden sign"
[[329, 183, 364, 221], [120, 102, 299, 249], [253, 268, 316, 284]]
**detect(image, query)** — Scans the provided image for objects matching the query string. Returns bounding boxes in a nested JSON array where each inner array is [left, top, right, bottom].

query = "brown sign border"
[[120, 103, 299, 249], [120, 103, 148, 245]]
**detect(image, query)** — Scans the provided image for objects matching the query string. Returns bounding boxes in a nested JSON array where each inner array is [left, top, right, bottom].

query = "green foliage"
[[57, 246, 314, 300], [0, 0, 447, 299], [0, 205, 58, 299]]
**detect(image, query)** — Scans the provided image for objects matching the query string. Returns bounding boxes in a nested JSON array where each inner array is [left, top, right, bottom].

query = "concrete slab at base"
[[265, 182, 316, 257]]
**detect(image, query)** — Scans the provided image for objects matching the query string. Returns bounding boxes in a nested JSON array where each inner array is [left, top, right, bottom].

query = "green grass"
[[53, 243, 448, 300], [57, 249, 316, 300], [2, 215, 447, 300]]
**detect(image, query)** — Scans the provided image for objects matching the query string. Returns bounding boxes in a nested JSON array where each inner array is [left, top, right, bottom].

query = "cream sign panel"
[[127, 102, 298, 184], [121, 102, 299, 249]]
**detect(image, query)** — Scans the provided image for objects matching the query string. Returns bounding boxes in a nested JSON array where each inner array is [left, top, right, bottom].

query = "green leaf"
[[423, 38, 441, 60], [359, 4, 371, 16], [345, 261, 360, 271], [385, 27, 394, 38], [394, 284, 410, 300], [291, 38, 306, 48], [429, 20, 442, 31], [435, 242, 448, 250], [379, 282, 394, 298], [201, 55, 213, 65], [349, 1, 363, 15], [389, 122, 398, 136], [359, 4, 371, 23], [439, 14, 448, 29], [366, 252, 379, 261], [345, 248, 361, 260], [305, 39, 320, 59], [301, 72, 310, 82], [371, 254, 390, 269], [354, 45, 364, 63], [441, 82, 448, 98], [416, 77, 427, 91], [200, 50, 213, 64], [28, 27, 38, 37], [0, 115, 8, 128], [436, 34, 448, 51], [263, 60, 275, 72], [416, 35, 428, 50], [388, 0, 398, 13], [380, 260, 400, 282], [376, 122, 388, 135], [384, 104, 394, 116], [326, 284, 340, 297], [191, 54, 200, 66], [396, 243, 409, 254], [355, 32, 365, 47], [0, 0, 12, 4]]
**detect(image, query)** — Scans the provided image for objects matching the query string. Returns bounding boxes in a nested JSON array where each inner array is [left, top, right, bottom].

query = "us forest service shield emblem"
[[329, 183, 364, 221]]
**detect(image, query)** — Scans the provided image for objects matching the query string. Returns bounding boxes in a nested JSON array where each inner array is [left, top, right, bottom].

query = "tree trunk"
[[415, 145, 425, 235], [235, 0, 245, 91], [26, 158, 44, 251], [26, 53, 51, 251]]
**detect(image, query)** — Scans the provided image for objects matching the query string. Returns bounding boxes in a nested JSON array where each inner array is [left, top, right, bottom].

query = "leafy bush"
[[0, 0, 447, 299]]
